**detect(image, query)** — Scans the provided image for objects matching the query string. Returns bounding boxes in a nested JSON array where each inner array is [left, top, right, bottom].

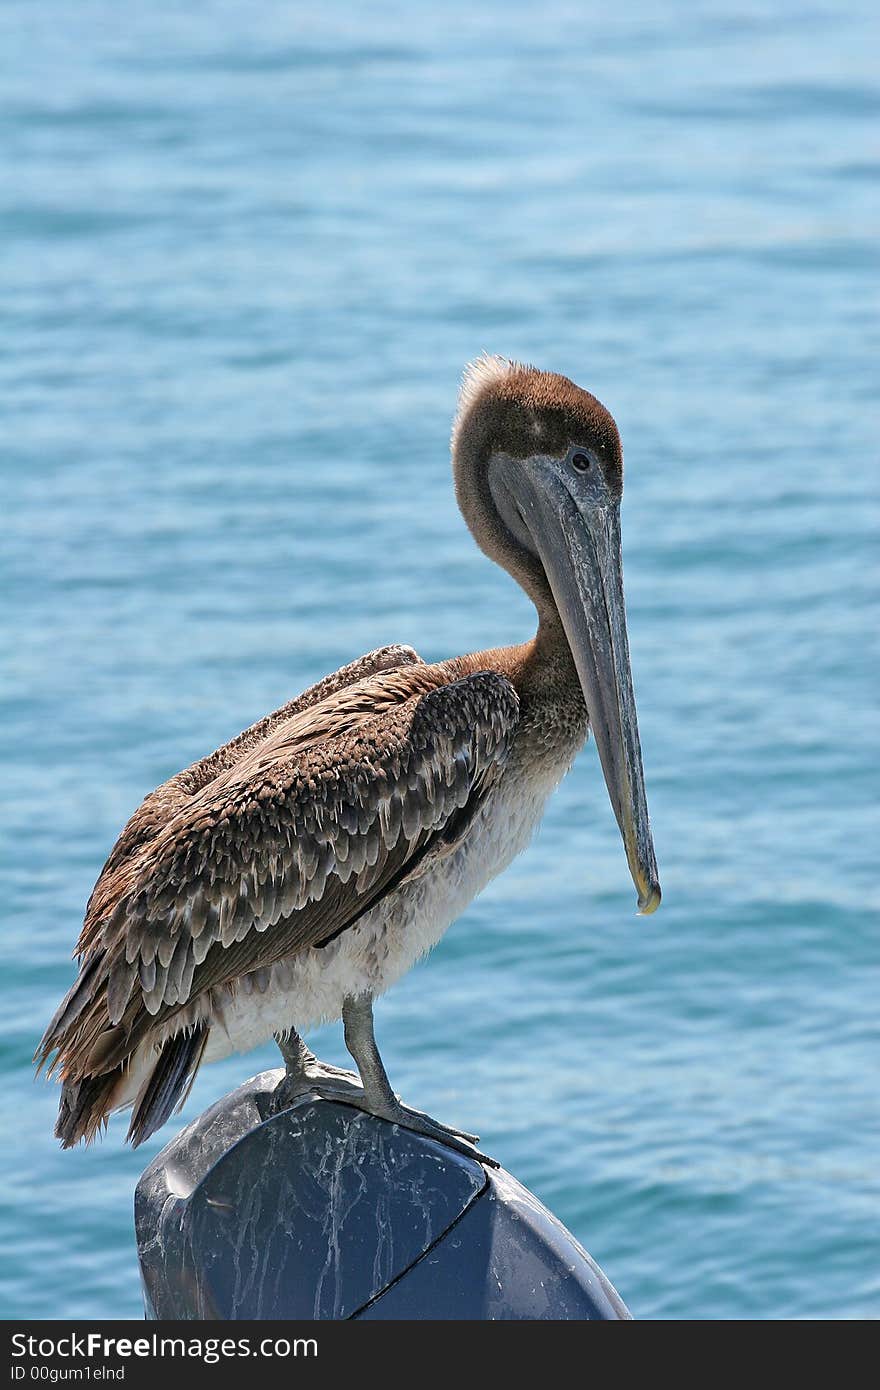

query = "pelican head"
[[452, 354, 661, 915]]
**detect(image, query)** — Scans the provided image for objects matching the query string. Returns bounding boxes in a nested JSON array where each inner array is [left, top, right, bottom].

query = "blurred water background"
[[1, 0, 877, 1320]]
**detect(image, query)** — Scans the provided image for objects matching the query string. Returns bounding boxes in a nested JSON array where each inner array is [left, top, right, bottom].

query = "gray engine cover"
[[134, 1069, 630, 1320]]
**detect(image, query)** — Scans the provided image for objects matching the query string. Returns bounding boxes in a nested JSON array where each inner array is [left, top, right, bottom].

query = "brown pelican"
[[38, 356, 660, 1161]]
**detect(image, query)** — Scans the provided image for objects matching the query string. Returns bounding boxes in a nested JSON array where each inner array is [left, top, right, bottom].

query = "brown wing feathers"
[[81, 644, 423, 922], [38, 665, 519, 1130]]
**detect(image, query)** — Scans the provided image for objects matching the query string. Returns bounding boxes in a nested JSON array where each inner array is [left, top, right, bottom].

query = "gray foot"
[[339, 995, 496, 1166], [317, 1087, 497, 1168], [273, 1029, 363, 1112], [272, 1058, 364, 1107], [275, 1012, 497, 1167]]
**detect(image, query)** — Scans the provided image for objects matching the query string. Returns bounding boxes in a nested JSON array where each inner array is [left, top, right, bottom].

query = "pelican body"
[[39, 357, 660, 1158]]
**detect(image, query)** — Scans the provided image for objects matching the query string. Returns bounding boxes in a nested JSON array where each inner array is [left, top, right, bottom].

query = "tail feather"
[[35, 950, 106, 1075], [53, 1022, 209, 1149], [55, 1068, 126, 1149], [127, 1023, 209, 1148]]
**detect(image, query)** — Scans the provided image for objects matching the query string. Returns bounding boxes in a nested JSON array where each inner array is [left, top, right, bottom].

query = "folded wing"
[[38, 661, 520, 1132]]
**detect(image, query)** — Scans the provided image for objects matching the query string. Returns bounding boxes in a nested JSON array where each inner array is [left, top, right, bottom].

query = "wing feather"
[[80, 643, 423, 942], [39, 664, 519, 1083]]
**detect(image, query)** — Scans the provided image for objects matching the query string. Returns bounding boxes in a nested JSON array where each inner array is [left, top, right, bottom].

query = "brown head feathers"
[[452, 354, 623, 495]]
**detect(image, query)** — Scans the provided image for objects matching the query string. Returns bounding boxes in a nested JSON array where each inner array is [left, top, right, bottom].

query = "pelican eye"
[[570, 452, 591, 473]]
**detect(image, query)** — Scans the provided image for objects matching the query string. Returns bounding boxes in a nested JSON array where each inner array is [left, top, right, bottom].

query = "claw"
[[348, 1095, 497, 1168], [283, 1083, 497, 1167], [394, 1102, 479, 1144]]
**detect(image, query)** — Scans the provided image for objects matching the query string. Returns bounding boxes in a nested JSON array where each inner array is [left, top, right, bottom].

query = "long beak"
[[522, 478, 661, 914]]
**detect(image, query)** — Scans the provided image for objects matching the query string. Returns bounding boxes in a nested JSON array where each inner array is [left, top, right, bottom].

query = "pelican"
[[38, 355, 660, 1161]]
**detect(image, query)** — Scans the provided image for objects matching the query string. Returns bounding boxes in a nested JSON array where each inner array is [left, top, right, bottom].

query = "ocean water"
[[1, 1, 877, 1321]]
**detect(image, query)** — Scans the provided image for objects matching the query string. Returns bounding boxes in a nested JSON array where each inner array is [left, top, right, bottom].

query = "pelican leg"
[[272, 1028, 363, 1107], [340, 994, 497, 1167]]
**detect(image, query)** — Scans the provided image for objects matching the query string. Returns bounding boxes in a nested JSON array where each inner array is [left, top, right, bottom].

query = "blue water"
[[2, 1, 877, 1321]]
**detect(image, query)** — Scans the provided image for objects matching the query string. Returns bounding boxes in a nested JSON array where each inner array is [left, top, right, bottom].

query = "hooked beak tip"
[[636, 882, 662, 916]]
